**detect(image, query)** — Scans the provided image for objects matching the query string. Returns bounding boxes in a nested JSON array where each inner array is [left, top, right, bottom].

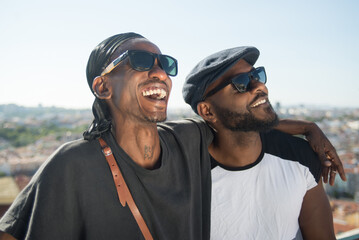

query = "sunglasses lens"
[[130, 51, 178, 76], [232, 75, 251, 93], [256, 67, 267, 84], [130, 51, 154, 71], [159, 55, 178, 76]]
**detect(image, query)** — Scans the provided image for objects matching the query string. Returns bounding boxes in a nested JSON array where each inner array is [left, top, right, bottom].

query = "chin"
[[145, 112, 167, 123]]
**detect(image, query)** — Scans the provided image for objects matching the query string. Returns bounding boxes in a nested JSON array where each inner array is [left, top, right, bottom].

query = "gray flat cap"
[[182, 46, 260, 114]]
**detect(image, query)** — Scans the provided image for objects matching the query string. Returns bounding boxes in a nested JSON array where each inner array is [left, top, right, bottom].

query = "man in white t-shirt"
[[183, 46, 336, 240]]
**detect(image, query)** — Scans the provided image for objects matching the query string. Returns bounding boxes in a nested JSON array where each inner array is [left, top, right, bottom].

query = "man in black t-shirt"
[[0, 33, 216, 240]]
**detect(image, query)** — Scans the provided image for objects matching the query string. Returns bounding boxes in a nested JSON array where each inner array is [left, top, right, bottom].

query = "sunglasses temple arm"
[[202, 80, 231, 100], [101, 63, 116, 77], [100, 51, 128, 77]]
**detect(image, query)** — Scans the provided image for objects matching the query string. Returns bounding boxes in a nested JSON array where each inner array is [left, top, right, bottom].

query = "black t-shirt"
[[0, 118, 213, 240]]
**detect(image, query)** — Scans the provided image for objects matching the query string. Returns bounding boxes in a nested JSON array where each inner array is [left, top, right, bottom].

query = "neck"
[[112, 118, 161, 170], [209, 128, 262, 168]]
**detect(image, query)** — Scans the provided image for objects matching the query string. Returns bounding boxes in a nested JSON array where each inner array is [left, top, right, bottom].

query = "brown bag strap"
[[98, 137, 153, 240]]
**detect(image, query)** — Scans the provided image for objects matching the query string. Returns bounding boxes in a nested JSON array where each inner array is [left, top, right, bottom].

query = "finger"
[[324, 153, 333, 183], [326, 153, 339, 185], [325, 137, 347, 181], [322, 163, 330, 183], [318, 150, 331, 183], [326, 151, 347, 181], [323, 160, 332, 167], [322, 166, 329, 184], [318, 150, 331, 167], [329, 168, 337, 186]]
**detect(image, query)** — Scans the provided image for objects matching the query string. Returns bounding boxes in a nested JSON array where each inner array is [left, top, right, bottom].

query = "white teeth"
[[252, 99, 266, 107], [159, 89, 166, 99], [142, 88, 167, 99]]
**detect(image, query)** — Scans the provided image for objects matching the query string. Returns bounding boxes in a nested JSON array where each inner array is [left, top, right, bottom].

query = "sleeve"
[[263, 130, 322, 183], [293, 136, 322, 184], [303, 164, 319, 191], [157, 118, 212, 239], [186, 118, 214, 147], [0, 143, 84, 240], [157, 117, 214, 147]]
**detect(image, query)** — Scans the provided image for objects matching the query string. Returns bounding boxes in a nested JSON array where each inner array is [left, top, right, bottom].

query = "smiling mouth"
[[142, 88, 167, 100], [251, 99, 267, 108]]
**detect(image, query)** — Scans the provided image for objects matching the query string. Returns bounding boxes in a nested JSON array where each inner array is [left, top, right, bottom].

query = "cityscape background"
[[0, 104, 358, 237], [1, 0, 359, 238]]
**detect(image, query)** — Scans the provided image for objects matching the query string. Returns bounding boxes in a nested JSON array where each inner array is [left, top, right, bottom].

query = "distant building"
[[0, 177, 20, 217]]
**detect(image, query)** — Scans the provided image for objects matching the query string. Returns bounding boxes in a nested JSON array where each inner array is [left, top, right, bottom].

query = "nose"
[[148, 58, 168, 81], [248, 79, 268, 94]]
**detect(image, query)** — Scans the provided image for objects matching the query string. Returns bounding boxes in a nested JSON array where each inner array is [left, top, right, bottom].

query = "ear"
[[92, 76, 111, 99], [197, 101, 216, 124]]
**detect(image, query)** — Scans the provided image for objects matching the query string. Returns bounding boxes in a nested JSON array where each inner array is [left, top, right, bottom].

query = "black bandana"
[[83, 32, 145, 140], [86, 32, 145, 94]]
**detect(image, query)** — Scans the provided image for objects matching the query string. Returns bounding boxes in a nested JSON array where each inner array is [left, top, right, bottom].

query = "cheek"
[[167, 79, 173, 95], [110, 77, 136, 105], [221, 90, 248, 108], [228, 97, 252, 114], [111, 80, 125, 99]]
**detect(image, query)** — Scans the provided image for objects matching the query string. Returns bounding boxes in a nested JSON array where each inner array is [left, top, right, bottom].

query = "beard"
[[144, 114, 167, 123], [211, 101, 279, 132]]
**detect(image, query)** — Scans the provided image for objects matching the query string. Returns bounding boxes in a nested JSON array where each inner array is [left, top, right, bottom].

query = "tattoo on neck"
[[144, 145, 154, 160]]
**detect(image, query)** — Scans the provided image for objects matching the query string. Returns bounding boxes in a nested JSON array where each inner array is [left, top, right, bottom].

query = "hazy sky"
[[1, 0, 358, 110]]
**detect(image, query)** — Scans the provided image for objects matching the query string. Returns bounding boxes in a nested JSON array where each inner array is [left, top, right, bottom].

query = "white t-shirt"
[[210, 130, 321, 240]]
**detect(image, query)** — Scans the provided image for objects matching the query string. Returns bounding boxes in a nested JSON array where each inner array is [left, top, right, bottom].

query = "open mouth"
[[142, 87, 167, 100], [251, 99, 267, 108]]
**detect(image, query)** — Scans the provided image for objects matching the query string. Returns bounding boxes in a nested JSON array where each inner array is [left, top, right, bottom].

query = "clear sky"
[[1, 0, 358, 110]]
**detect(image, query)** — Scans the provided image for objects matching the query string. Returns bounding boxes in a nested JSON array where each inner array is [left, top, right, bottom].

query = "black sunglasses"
[[101, 50, 178, 77], [203, 67, 267, 100]]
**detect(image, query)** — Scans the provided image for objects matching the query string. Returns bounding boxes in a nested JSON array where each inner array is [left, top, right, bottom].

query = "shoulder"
[[0, 139, 101, 239], [52, 138, 100, 159], [11, 138, 104, 207], [157, 117, 207, 132], [262, 130, 322, 182], [32, 138, 102, 181], [47, 138, 100, 165], [157, 118, 213, 143], [263, 129, 315, 156]]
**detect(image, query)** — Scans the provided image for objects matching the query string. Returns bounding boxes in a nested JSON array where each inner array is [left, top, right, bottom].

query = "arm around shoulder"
[[275, 119, 346, 184], [299, 180, 335, 240]]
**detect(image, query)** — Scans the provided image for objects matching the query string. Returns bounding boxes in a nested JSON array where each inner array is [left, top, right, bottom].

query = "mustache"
[[249, 91, 268, 106], [139, 78, 169, 89]]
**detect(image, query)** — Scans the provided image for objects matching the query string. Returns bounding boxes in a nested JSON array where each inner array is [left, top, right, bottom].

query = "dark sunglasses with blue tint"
[[101, 50, 178, 77], [202, 67, 267, 100]]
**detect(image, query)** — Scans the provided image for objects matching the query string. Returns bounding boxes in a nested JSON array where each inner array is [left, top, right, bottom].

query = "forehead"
[[110, 38, 161, 61], [204, 59, 253, 96]]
